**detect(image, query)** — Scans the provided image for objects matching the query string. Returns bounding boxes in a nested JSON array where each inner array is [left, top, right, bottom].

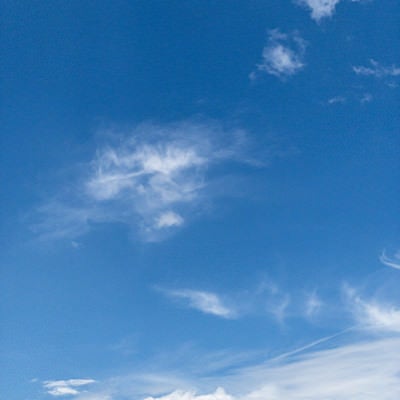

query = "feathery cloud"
[[71, 337, 400, 400], [346, 285, 400, 333], [32, 121, 258, 242], [162, 289, 236, 319], [353, 59, 400, 78], [380, 250, 400, 270], [43, 379, 96, 397], [250, 30, 306, 79]]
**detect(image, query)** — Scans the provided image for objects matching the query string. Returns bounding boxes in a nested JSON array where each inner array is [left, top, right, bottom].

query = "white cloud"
[[296, 0, 367, 22], [43, 379, 96, 397], [251, 30, 306, 79], [155, 211, 184, 229], [346, 286, 400, 333], [77, 337, 400, 400], [233, 338, 400, 400], [380, 250, 400, 270], [145, 387, 233, 400], [33, 121, 257, 242], [353, 59, 400, 78], [163, 289, 236, 319], [297, 0, 341, 21]]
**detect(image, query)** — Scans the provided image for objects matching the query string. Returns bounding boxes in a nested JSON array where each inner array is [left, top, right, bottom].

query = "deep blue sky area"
[[1, 1, 399, 399]]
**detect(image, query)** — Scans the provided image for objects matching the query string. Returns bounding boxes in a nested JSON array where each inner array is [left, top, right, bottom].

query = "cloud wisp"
[[345, 285, 400, 333], [161, 288, 236, 319], [43, 379, 96, 397], [68, 336, 400, 400], [32, 121, 258, 242], [304, 290, 323, 318], [380, 250, 400, 270], [328, 96, 346, 105], [250, 30, 306, 80], [353, 59, 400, 78]]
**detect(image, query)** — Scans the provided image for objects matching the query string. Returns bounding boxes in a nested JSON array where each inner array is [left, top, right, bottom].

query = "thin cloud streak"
[[162, 289, 236, 319], [353, 59, 400, 78], [43, 379, 96, 397], [380, 250, 400, 270]]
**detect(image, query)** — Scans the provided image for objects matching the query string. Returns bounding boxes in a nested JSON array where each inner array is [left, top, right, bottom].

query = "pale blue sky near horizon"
[[1, 1, 399, 399]]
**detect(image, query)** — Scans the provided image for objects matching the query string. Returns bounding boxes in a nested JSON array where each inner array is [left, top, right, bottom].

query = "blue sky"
[[1, 0, 399, 399]]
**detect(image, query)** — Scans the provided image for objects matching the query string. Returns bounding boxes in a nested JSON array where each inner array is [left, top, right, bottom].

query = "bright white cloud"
[[43, 379, 96, 397], [77, 337, 400, 400], [145, 387, 233, 400], [297, 0, 341, 21], [346, 286, 400, 333], [296, 0, 367, 22], [164, 289, 236, 319], [353, 59, 400, 78], [233, 338, 400, 400], [33, 121, 257, 242], [380, 250, 400, 270], [251, 30, 306, 79], [155, 211, 184, 229]]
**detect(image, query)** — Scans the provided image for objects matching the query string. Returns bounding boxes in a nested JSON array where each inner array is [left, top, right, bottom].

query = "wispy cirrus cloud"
[[159, 279, 327, 324], [69, 337, 400, 400], [32, 120, 259, 242], [250, 30, 306, 80], [345, 285, 400, 333], [148, 339, 400, 399], [43, 379, 96, 397], [353, 59, 400, 78], [380, 249, 400, 270], [160, 288, 236, 319]]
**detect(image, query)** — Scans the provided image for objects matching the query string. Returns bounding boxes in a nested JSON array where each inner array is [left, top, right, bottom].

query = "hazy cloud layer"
[[65, 337, 400, 400]]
